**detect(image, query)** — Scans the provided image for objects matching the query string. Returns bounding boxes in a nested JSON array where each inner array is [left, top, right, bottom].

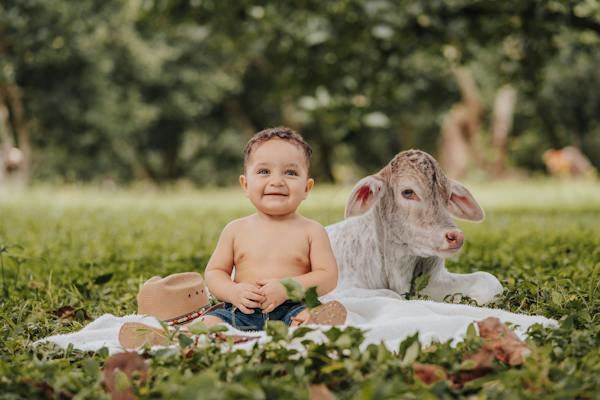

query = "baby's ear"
[[304, 178, 314, 196], [239, 175, 248, 196]]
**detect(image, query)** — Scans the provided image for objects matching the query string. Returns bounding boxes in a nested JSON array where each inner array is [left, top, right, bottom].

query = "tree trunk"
[[490, 86, 517, 176], [439, 67, 484, 178]]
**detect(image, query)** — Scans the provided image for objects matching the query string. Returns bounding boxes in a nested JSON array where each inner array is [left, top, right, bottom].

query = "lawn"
[[0, 180, 599, 399]]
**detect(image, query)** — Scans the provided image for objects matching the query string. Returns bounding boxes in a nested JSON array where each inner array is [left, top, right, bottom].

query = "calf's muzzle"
[[444, 230, 464, 250]]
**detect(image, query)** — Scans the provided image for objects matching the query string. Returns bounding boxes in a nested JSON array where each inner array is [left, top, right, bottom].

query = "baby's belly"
[[235, 264, 309, 284]]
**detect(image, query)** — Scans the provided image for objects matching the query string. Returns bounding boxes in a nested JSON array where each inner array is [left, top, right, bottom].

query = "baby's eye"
[[285, 169, 298, 176], [257, 168, 269, 175]]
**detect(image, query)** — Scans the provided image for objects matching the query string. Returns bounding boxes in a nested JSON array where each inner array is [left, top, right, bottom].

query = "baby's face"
[[240, 138, 314, 218]]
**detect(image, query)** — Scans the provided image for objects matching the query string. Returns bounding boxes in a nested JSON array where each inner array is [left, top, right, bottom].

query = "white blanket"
[[35, 288, 556, 354]]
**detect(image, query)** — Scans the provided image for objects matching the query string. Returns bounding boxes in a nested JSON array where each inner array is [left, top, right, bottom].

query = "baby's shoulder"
[[297, 216, 327, 236], [221, 216, 253, 235]]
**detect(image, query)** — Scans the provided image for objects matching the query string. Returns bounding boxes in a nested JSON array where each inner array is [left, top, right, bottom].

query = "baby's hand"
[[256, 279, 288, 313], [232, 282, 264, 314]]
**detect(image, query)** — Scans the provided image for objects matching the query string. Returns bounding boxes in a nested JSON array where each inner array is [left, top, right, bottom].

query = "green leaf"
[[291, 326, 314, 339], [551, 291, 563, 305], [187, 320, 209, 335], [265, 320, 289, 341], [96, 347, 109, 358], [81, 358, 100, 378], [281, 279, 304, 302], [459, 359, 478, 370], [178, 333, 194, 348], [400, 341, 421, 367], [114, 369, 131, 392], [208, 324, 228, 333], [304, 287, 322, 309], [398, 333, 421, 366], [466, 323, 478, 339], [323, 326, 343, 342], [321, 361, 345, 374], [335, 333, 353, 349], [414, 273, 430, 293]]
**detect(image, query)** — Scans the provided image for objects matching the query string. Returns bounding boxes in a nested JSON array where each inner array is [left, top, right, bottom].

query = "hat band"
[[164, 303, 224, 326], [164, 304, 212, 326]]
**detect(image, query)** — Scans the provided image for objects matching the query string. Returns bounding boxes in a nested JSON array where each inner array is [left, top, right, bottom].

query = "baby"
[[202, 127, 345, 330]]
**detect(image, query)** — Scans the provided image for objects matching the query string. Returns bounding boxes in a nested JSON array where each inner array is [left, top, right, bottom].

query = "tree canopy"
[[1, 0, 599, 184]]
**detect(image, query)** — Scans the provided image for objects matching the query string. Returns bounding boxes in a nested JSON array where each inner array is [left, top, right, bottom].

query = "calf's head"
[[345, 149, 483, 258]]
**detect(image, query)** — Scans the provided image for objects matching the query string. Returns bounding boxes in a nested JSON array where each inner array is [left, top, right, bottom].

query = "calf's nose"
[[445, 230, 464, 249]]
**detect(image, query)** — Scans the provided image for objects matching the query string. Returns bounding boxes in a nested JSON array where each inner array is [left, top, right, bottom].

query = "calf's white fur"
[[326, 149, 503, 305]]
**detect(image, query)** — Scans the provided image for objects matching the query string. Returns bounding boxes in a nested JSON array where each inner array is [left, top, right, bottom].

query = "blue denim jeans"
[[205, 300, 306, 331]]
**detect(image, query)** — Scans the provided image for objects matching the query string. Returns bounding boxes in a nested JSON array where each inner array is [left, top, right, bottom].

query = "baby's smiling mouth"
[[264, 192, 288, 196]]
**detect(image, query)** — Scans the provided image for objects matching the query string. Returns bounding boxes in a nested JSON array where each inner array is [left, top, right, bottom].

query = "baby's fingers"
[[237, 303, 254, 314], [244, 290, 265, 302], [262, 303, 276, 313], [241, 298, 262, 309]]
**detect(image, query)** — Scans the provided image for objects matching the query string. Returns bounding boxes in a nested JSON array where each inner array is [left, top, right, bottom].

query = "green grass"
[[0, 180, 599, 399]]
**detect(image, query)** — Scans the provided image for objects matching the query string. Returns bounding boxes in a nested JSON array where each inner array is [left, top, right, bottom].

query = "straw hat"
[[137, 272, 210, 325]]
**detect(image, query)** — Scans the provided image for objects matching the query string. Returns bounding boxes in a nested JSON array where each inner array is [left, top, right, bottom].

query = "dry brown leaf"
[[451, 317, 531, 387], [413, 363, 448, 385], [52, 305, 75, 319], [103, 352, 148, 400], [463, 346, 495, 370], [477, 317, 530, 366]]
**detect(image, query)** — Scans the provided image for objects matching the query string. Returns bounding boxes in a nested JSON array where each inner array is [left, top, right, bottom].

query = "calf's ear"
[[345, 175, 386, 218], [448, 180, 485, 222]]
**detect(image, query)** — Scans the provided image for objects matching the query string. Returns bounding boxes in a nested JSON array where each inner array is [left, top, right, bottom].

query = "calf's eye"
[[401, 189, 417, 200]]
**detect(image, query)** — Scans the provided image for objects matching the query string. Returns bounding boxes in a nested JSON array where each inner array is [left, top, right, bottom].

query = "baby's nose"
[[270, 176, 285, 185]]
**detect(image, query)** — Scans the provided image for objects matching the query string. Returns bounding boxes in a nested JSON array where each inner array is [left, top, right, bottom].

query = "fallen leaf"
[[451, 317, 531, 387], [103, 352, 148, 400], [413, 363, 448, 385], [51, 305, 90, 321], [463, 346, 495, 370], [477, 317, 530, 366], [52, 305, 75, 319]]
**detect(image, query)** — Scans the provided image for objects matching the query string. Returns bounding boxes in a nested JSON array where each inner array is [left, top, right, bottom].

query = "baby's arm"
[[259, 223, 338, 312], [204, 222, 264, 314], [293, 223, 338, 295]]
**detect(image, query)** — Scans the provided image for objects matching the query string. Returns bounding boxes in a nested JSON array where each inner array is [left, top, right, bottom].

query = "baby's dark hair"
[[243, 126, 312, 172]]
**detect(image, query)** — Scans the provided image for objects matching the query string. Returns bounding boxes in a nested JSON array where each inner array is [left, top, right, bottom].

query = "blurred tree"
[[1, 0, 599, 184]]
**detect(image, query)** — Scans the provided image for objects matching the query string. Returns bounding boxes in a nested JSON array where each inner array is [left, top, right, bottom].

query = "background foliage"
[[2, 0, 600, 184]]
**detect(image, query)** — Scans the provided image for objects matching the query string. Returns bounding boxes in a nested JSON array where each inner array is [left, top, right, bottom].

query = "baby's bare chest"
[[234, 227, 310, 268]]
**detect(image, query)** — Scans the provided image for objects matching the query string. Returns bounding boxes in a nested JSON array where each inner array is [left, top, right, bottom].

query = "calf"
[[326, 149, 503, 305]]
